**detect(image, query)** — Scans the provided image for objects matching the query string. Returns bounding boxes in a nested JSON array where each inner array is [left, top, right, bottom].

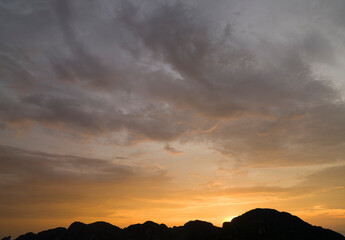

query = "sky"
[[1, 0, 345, 237]]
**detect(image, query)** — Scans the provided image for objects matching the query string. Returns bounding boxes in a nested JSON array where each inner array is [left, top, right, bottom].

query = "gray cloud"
[[0, 0, 345, 166], [164, 144, 183, 155], [51, 0, 113, 87], [0, 145, 164, 185]]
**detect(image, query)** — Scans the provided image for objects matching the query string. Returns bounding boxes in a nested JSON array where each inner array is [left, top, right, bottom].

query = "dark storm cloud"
[[1, 0, 345, 165]]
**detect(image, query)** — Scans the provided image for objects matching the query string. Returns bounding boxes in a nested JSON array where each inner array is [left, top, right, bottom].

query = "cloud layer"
[[1, 0, 345, 166], [0, 144, 167, 219]]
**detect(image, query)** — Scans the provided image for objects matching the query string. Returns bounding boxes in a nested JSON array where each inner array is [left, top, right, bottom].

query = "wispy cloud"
[[164, 144, 183, 155]]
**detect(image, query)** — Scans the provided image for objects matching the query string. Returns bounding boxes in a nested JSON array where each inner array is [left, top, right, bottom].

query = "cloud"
[[0, 0, 345, 167], [0, 145, 168, 218], [0, 145, 139, 184], [301, 165, 345, 188], [164, 144, 183, 155]]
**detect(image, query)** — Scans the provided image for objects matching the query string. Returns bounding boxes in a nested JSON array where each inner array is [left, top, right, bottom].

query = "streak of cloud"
[[164, 144, 183, 155]]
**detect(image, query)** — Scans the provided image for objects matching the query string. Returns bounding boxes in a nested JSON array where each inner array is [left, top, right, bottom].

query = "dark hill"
[[222, 208, 344, 240], [10, 209, 345, 240]]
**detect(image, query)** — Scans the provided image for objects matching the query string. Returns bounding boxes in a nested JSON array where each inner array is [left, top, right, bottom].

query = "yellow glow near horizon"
[[223, 216, 236, 223]]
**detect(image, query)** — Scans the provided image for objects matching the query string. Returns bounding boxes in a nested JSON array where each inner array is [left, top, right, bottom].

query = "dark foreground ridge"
[[9, 209, 345, 240]]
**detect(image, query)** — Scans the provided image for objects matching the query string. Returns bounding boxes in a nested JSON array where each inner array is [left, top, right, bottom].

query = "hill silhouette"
[[7, 209, 345, 240]]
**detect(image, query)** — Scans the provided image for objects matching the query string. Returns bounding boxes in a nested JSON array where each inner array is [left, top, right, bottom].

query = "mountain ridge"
[[5, 208, 345, 240]]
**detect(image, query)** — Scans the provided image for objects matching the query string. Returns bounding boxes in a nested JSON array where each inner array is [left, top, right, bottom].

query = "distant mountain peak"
[[183, 220, 216, 227], [11, 209, 345, 240], [225, 208, 307, 226]]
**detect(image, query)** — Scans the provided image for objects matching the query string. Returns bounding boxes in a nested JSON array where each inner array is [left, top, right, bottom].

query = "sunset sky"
[[1, 0, 345, 237]]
